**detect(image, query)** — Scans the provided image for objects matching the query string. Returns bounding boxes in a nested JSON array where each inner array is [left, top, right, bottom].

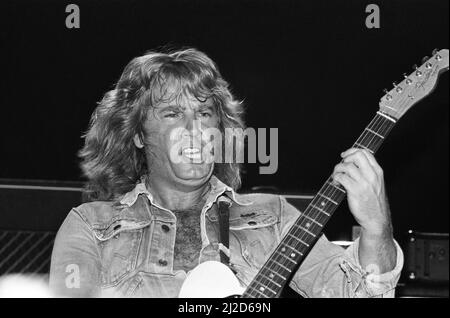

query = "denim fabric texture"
[[49, 176, 403, 297]]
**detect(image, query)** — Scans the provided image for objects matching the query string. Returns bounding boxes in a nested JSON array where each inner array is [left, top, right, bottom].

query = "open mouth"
[[177, 145, 215, 164], [181, 146, 202, 160]]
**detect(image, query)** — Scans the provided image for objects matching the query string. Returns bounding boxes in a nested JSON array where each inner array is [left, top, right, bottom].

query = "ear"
[[133, 133, 144, 149]]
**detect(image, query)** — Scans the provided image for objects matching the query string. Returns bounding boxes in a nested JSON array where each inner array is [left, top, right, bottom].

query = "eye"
[[164, 112, 180, 118], [198, 111, 212, 118]]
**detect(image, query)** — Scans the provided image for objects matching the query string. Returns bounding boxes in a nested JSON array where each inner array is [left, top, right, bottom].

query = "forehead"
[[152, 79, 212, 109]]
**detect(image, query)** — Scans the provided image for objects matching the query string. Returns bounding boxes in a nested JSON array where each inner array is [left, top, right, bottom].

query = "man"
[[49, 48, 403, 297]]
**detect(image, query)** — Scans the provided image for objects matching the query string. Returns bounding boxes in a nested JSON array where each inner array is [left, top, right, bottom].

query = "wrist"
[[360, 223, 393, 240]]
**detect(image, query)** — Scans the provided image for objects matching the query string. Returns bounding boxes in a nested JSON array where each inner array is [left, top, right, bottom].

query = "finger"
[[342, 150, 370, 168], [341, 148, 359, 158], [333, 162, 362, 182], [342, 150, 377, 181], [333, 172, 355, 192], [359, 149, 383, 174], [341, 148, 382, 178]]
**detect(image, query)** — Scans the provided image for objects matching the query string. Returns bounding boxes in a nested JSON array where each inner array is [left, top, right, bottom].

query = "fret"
[[317, 192, 338, 205], [359, 131, 383, 151], [295, 224, 316, 237], [301, 214, 323, 227], [365, 128, 385, 139], [258, 273, 282, 288], [354, 142, 374, 153], [310, 205, 330, 217], [275, 251, 298, 265], [279, 244, 304, 257], [372, 113, 396, 136], [263, 269, 287, 281], [326, 181, 346, 193], [251, 279, 278, 296], [321, 183, 346, 199], [313, 196, 334, 210], [287, 233, 310, 247], [269, 258, 292, 272], [368, 126, 388, 141], [247, 285, 270, 298]]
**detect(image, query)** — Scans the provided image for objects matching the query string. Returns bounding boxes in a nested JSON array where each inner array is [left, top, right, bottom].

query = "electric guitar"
[[179, 49, 449, 298]]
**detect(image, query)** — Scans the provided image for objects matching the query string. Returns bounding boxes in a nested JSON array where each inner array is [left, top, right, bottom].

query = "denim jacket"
[[49, 176, 403, 298]]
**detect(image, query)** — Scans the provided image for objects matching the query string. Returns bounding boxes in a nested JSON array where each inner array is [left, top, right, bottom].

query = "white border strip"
[[282, 194, 315, 200], [0, 184, 83, 192], [0, 185, 315, 197]]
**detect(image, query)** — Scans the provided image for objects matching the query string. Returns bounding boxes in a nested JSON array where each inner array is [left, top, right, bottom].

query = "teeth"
[[181, 147, 202, 160], [183, 147, 200, 154], [184, 153, 201, 159]]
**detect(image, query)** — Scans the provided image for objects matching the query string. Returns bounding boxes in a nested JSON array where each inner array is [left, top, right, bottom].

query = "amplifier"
[[0, 178, 83, 231], [0, 179, 82, 275], [405, 231, 449, 283]]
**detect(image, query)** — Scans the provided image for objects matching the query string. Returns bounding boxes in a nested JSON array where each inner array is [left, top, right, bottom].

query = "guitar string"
[[245, 114, 395, 297], [291, 115, 391, 260], [245, 117, 384, 297], [245, 114, 389, 297], [247, 114, 396, 297], [248, 64, 444, 294], [248, 110, 401, 296], [284, 114, 392, 258]]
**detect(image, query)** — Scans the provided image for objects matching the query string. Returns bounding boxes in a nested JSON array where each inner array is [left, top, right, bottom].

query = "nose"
[[184, 116, 202, 137]]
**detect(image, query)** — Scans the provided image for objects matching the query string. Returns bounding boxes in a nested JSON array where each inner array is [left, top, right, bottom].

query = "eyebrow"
[[196, 104, 215, 112], [157, 105, 184, 112], [158, 104, 215, 112]]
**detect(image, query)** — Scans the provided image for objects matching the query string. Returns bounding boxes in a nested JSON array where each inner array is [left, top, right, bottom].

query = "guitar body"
[[178, 261, 244, 298]]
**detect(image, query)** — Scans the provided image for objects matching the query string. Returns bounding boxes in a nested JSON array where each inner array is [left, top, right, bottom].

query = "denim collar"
[[119, 175, 253, 209]]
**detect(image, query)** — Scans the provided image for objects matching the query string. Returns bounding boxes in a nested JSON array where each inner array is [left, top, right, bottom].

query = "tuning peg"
[[412, 64, 423, 76], [383, 89, 393, 100], [421, 56, 429, 64], [392, 82, 402, 93], [403, 73, 413, 85], [432, 48, 439, 55]]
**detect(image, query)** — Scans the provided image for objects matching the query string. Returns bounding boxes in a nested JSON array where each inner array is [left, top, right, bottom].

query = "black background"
[[0, 0, 448, 238]]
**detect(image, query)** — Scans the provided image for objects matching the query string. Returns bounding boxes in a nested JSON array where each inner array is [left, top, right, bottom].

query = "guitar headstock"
[[379, 49, 449, 120]]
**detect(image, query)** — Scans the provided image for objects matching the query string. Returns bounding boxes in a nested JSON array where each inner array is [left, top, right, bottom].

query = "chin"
[[172, 162, 214, 185]]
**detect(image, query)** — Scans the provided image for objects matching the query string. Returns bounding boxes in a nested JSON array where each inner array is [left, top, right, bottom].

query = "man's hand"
[[332, 148, 392, 236], [332, 148, 397, 274]]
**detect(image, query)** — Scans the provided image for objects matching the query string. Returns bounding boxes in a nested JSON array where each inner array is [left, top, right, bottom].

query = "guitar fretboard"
[[242, 111, 397, 298]]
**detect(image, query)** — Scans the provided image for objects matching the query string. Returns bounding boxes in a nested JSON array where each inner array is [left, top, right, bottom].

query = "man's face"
[[136, 85, 219, 190]]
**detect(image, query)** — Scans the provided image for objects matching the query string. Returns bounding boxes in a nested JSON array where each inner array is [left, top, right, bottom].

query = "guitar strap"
[[217, 196, 231, 265]]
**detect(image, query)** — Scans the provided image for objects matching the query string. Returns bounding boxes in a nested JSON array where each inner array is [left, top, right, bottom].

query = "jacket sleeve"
[[278, 196, 403, 298], [49, 209, 102, 297]]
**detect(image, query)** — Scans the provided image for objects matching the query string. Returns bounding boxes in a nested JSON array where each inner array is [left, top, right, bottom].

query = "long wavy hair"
[[79, 47, 245, 202]]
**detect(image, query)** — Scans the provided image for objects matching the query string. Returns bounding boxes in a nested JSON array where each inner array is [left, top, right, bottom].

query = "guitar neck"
[[242, 111, 397, 298]]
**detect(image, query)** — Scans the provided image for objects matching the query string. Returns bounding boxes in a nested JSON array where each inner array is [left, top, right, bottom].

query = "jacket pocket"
[[94, 220, 145, 287], [229, 211, 280, 270]]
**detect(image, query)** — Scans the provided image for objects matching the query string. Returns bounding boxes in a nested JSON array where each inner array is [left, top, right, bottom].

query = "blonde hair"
[[79, 48, 245, 201]]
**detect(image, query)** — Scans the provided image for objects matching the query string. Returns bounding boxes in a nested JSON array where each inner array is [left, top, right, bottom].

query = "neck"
[[145, 175, 211, 211]]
